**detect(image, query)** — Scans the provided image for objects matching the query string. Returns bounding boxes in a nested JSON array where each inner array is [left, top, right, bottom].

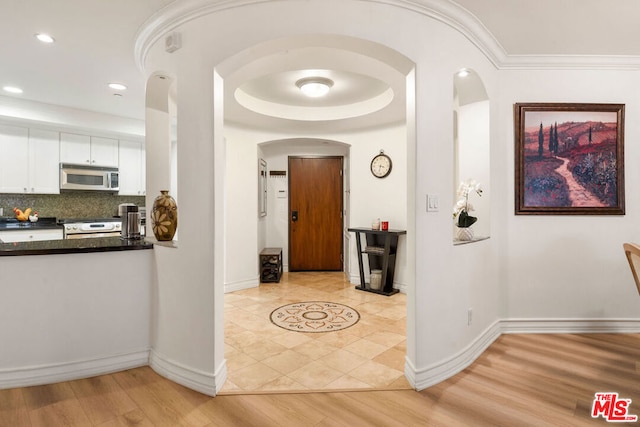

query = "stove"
[[58, 218, 122, 239]]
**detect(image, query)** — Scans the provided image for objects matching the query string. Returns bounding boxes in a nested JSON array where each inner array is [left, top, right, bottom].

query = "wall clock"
[[370, 150, 392, 178]]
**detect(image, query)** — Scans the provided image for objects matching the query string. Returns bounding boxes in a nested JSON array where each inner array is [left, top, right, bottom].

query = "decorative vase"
[[455, 226, 474, 242], [152, 190, 178, 241]]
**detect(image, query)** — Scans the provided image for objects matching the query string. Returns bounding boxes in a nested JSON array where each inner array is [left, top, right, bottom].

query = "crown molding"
[[133, 0, 504, 73], [133, 0, 640, 73], [500, 54, 640, 70]]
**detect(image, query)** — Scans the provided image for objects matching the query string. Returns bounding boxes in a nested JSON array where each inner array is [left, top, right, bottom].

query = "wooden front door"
[[289, 156, 343, 271]]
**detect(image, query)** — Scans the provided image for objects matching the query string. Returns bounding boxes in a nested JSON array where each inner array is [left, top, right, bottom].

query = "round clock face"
[[370, 153, 392, 178]]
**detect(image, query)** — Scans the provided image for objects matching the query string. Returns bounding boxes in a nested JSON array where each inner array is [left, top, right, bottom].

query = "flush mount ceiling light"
[[108, 83, 127, 91], [296, 77, 334, 98], [35, 33, 55, 43], [3, 86, 23, 94], [457, 69, 470, 78]]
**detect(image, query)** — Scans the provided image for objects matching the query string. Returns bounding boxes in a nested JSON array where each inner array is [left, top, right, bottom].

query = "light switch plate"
[[427, 194, 439, 212]]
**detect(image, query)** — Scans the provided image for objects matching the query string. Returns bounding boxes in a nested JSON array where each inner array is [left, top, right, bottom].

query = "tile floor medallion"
[[222, 272, 411, 394], [270, 301, 360, 332]]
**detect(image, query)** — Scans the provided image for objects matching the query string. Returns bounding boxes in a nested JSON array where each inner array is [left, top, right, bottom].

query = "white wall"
[[223, 125, 408, 289], [6, 0, 637, 398], [141, 0, 639, 393], [144, 62, 221, 396], [327, 126, 409, 287], [140, 0, 503, 392], [0, 251, 151, 388], [224, 127, 259, 291], [500, 69, 640, 321]]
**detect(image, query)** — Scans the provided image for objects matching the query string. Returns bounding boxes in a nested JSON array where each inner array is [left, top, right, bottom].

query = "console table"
[[348, 227, 406, 296]]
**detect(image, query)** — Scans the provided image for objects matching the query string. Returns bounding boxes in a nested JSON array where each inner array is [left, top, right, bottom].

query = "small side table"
[[260, 247, 283, 283], [348, 228, 406, 296]]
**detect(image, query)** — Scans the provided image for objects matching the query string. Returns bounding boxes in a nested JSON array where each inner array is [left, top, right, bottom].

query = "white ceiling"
[[453, 0, 640, 56], [1, 0, 638, 127]]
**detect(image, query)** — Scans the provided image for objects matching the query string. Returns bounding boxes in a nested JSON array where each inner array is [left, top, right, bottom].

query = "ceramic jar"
[[370, 270, 383, 290], [455, 226, 474, 241], [152, 190, 178, 241]]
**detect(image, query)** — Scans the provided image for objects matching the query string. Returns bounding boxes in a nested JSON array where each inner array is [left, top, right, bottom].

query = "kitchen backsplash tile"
[[0, 193, 145, 220]]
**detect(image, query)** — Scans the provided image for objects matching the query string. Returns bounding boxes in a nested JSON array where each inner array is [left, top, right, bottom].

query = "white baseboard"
[[224, 277, 259, 293], [409, 318, 640, 391], [501, 318, 640, 334], [349, 273, 360, 284], [5, 318, 637, 394], [214, 359, 228, 395], [0, 349, 149, 390], [411, 320, 502, 391], [149, 349, 218, 396]]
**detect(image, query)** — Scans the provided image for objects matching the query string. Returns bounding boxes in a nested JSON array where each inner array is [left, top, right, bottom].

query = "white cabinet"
[[0, 124, 29, 193], [0, 125, 59, 194], [0, 228, 63, 243], [91, 136, 119, 167], [60, 133, 118, 167], [59, 132, 89, 164], [118, 139, 146, 196], [28, 129, 60, 194]]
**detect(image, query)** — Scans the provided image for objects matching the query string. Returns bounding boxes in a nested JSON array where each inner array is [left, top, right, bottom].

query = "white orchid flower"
[[453, 179, 482, 223]]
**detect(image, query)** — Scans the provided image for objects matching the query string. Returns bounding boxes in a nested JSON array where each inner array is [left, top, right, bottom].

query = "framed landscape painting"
[[514, 103, 625, 215]]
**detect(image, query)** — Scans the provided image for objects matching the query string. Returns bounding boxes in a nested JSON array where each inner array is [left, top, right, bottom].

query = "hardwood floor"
[[2, 333, 638, 426]]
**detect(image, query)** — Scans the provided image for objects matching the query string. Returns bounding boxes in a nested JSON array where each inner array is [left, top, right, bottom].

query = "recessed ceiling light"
[[296, 77, 334, 98], [108, 83, 127, 91], [3, 86, 23, 94], [35, 33, 55, 43]]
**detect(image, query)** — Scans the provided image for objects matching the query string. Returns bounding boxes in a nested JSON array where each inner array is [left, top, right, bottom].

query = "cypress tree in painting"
[[589, 125, 592, 145], [538, 122, 544, 158], [553, 122, 559, 154]]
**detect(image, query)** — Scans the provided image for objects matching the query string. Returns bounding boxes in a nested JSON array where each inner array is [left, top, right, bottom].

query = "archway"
[[218, 36, 415, 391]]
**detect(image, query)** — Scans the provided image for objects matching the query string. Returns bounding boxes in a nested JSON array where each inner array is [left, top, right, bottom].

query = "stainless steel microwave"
[[59, 163, 119, 192]]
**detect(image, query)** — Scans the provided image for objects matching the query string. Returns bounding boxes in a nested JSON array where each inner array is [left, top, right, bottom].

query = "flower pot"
[[152, 190, 177, 241], [455, 226, 474, 241]]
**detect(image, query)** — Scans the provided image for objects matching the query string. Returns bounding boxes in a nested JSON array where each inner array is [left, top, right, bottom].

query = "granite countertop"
[[0, 216, 153, 256], [0, 236, 153, 256]]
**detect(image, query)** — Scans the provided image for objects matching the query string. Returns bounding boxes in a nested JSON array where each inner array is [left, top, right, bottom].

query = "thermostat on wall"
[[165, 32, 182, 53]]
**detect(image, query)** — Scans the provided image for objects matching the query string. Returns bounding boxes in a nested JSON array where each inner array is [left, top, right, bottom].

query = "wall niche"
[[453, 69, 490, 242]]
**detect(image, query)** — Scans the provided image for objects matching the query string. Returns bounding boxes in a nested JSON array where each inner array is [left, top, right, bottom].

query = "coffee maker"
[[118, 203, 141, 240]]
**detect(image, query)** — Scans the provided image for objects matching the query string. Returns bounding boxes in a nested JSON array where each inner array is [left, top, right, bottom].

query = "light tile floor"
[[220, 271, 411, 393]]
